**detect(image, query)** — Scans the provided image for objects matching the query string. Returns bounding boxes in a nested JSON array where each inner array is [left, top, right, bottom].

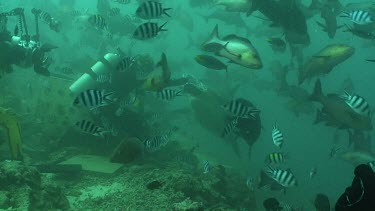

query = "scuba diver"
[[0, 8, 57, 78], [335, 164, 375, 211]]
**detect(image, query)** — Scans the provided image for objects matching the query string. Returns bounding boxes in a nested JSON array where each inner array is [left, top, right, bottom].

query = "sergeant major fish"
[[75, 120, 108, 137], [133, 22, 167, 40], [272, 123, 284, 149], [156, 89, 183, 101], [136, 1, 171, 19], [340, 10, 373, 25], [266, 152, 288, 164], [202, 24, 262, 69], [73, 89, 115, 109], [340, 92, 370, 117], [222, 99, 260, 119], [267, 167, 298, 188]]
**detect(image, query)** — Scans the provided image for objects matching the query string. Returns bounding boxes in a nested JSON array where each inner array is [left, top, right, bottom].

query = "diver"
[[0, 8, 57, 78], [335, 164, 375, 211]]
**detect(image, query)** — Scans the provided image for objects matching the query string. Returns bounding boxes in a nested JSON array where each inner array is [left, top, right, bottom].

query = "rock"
[[0, 191, 9, 209], [110, 137, 144, 164], [0, 161, 41, 189], [29, 184, 70, 210], [173, 198, 204, 211]]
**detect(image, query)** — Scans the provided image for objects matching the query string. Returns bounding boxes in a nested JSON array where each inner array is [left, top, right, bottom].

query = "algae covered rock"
[[0, 161, 70, 210], [173, 198, 204, 211]]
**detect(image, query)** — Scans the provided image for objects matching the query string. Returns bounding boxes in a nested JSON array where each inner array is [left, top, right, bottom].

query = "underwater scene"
[[0, 0, 375, 210]]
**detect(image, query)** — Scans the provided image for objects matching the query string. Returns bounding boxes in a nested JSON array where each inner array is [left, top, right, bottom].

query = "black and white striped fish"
[[73, 89, 115, 109], [222, 99, 260, 119], [133, 22, 167, 40], [221, 118, 238, 137], [116, 56, 135, 72], [75, 120, 107, 137], [88, 14, 107, 29], [272, 123, 284, 149], [340, 91, 370, 116], [113, 0, 131, 5], [341, 10, 373, 25], [368, 161, 375, 172], [266, 152, 287, 164], [156, 89, 182, 100], [203, 160, 210, 174], [267, 167, 298, 188], [136, 1, 171, 19], [108, 8, 120, 17], [144, 134, 170, 152], [96, 73, 112, 83]]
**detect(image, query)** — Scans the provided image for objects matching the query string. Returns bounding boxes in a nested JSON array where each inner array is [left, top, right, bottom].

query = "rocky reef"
[[0, 161, 69, 210]]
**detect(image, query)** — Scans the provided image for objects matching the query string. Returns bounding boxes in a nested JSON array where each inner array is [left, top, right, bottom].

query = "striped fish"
[[75, 120, 107, 137], [340, 91, 370, 116], [136, 1, 171, 19], [73, 89, 115, 109], [117, 56, 135, 72], [341, 10, 373, 25], [203, 160, 210, 174], [133, 22, 167, 40], [144, 134, 170, 152], [114, 0, 131, 4], [267, 167, 298, 188], [88, 14, 107, 29], [266, 152, 287, 164], [222, 99, 260, 119], [272, 123, 284, 149], [369, 161, 375, 172], [156, 89, 182, 100], [96, 73, 112, 83], [108, 8, 120, 17], [221, 118, 238, 137]]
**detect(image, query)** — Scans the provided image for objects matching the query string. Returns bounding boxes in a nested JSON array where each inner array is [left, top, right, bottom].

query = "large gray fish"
[[317, 6, 343, 39], [194, 55, 227, 72], [201, 25, 262, 69], [310, 79, 372, 131]]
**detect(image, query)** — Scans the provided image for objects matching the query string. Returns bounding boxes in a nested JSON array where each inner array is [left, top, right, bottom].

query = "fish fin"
[[163, 8, 172, 17], [175, 89, 183, 96], [340, 11, 350, 18], [310, 79, 323, 101], [159, 22, 168, 32], [316, 21, 326, 30], [104, 92, 116, 103]]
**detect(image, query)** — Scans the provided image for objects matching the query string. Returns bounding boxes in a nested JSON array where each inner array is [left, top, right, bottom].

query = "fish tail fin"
[[175, 89, 183, 96], [310, 79, 323, 101], [340, 11, 351, 18], [159, 22, 168, 32], [104, 91, 116, 103], [163, 8, 172, 17]]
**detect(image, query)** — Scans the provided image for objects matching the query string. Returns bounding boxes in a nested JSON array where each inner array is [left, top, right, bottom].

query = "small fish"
[[266, 152, 288, 164], [267, 167, 298, 188], [88, 14, 107, 29], [108, 7, 120, 17], [203, 160, 210, 174], [96, 73, 112, 83], [340, 91, 370, 116], [156, 89, 183, 101], [340, 10, 373, 25], [133, 22, 167, 40], [144, 134, 170, 152], [194, 55, 228, 72], [75, 120, 107, 137], [221, 118, 238, 137], [309, 167, 317, 180], [115, 94, 137, 116], [73, 89, 115, 109], [14, 25, 19, 36], [136, 1, 171, 19], [367, 59, 375, 62], [147, 112, 163, 125], [117, 56, 135, 72], [272, 123, 284, 149], [329, 146, 343, 159], [222, 99, 260, 119], [267, 37, 286, 53], [114, 0, 131, 5], [368, 161, 375, 172], [246, 176, 255, 191]]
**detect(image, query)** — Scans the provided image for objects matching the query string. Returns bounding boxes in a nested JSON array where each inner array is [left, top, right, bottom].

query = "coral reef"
[[0, 161, 69, 210]]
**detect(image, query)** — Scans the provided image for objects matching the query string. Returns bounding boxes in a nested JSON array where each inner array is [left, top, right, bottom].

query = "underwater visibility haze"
[[0, 0, 375, 210]]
